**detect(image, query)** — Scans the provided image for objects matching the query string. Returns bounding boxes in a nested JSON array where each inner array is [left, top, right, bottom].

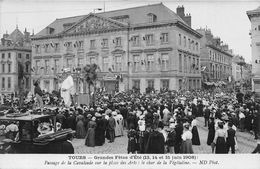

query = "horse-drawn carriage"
[[0, 110, 75, 153]]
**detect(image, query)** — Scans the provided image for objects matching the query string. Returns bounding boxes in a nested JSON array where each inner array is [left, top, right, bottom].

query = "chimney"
[[176, 6, 192, 27], [184, 13, 191, 27], [3, 31, 9, 39], [176, 5, 185, 18]]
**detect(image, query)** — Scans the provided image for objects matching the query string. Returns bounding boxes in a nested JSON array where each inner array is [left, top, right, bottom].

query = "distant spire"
[[25, 28, 27, 32], [32, 29, 34, 35], [16, 24, 18, 29]]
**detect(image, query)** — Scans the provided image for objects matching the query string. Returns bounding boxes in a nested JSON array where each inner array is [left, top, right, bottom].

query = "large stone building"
[[0, 26, 31, 95], [196, 28, 233, 85], [247, 6, 260, 94], [31, 3, 202, 94]]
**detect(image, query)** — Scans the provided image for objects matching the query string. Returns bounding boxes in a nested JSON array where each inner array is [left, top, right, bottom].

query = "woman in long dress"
[[214, 121, 227, 154], [95, 113, 105, 146], [180, 123, 194, 154], [85, 117, 97, 147], [76, 112, 86, 138], [191, 116, 200, 145]]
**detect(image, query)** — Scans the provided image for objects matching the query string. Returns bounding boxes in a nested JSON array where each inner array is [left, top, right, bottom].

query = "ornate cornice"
[[33, 56, 43, 59], [158, 47, 173, 52], [177, 49, 199, 57], [143, 48, 157, 53], [130, 49, 143, 53], [86, 51, 99, 56], [111, 49, 125, 55], [64, 53, 75, 58]]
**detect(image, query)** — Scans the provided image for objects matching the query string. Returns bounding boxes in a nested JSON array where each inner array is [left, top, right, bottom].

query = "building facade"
[[31, 3, 202, 94], [196, 28, 233, 85], [247, 7, 260, 94], [0, 27, 31, 95]]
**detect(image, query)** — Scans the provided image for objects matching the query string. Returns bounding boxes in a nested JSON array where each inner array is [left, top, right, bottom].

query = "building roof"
[[247, 6, 260, 20], [7, 27, 24, 43], [34, 3, 189, 38], [97, 3, 185, 25]]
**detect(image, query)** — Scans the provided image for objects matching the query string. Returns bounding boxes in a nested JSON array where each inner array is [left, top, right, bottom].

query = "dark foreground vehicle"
[[0, 111, 75, 153]]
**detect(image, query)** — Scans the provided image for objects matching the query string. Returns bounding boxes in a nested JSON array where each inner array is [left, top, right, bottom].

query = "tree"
[[83, 63, 98, 107]]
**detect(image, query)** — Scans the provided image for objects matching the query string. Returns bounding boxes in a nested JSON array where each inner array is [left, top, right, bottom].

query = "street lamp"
[[93, 8, 102, 13], [237, 57, 246, 91]]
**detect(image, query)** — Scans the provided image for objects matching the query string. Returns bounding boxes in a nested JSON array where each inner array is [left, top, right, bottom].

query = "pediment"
[[64, 13, 128, 34], [86, 51, 99, 56]]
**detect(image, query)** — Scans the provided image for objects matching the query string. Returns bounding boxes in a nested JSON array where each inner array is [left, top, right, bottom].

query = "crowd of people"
[[1, 86, 260, 154]]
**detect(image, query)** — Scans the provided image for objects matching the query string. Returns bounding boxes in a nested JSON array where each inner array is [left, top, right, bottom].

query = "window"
[[115, 55, 122, 72], [179, 53, 182, 72], [26, 64, 29, 73], [147, 54, 154, 71], [18, 53, 22, 59], [178, 34, 182, 45], [2, 64, 5, 73], [192, 57, 196, 73], [44, 80, 50, 92], [115, 37, 122, 47], [54, 43, 60, 52], [102, 57, 109, 72], [148, 13, 157, 23], [26, 54, 30, 59], [54, 59, 59, 73], [184, 55, 187, 73], [147, 79, 154, 88], [8, 53, 11, 59], [66, 42, 72, 51], [2, 77, 5, 89], [133, 55, 140, 72], [8, 64, 11, 73], [36, 45, 41, 54], [36, 60, 40, 74], [195, 42, 198, 51], [44, 60, 49, 74], [196, 58, 199, 73], [188, 39, 191, 49], [8, 77, 11, 89], [160, 33, 168, 44], [78, 58, 84, 68], [133, 80, 140, 89], [90, 57, 96, 64], [258, 25, 260, 31], [102, 39, 108, 48], [25, 78, 29, 89], [145, 34, 154, 46], [188, 56, 191, 73], [44, 44, 50, 53], [67, 58, 73, 68], [161, 79, 169, 89], [183, 36, 187, 47], [90, 40, 96, 49], [132, 36, 140, 46], [161, 53, 169, 71], [2, 53, 5, 59], [78, 41, 84, 49], [191, 40, 195, 50]]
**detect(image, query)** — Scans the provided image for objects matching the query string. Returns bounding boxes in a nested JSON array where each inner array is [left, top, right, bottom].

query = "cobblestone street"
[[72, 117, 256, 154]]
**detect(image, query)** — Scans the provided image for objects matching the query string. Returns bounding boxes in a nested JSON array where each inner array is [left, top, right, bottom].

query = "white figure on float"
[[60, 75, 75, 107]]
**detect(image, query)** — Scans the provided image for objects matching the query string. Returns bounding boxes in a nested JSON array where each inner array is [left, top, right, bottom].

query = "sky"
[[0, 0, 259, 63]]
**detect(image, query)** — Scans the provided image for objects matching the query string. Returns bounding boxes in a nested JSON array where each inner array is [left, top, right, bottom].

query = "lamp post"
[[237, 57, 246, 91]]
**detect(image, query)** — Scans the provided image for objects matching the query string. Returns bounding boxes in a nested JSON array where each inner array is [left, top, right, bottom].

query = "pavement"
[[72, 117, 257, 154]]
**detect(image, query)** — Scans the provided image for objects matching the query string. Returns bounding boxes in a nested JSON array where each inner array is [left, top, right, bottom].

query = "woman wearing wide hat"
[[213, 121, 227, 154]]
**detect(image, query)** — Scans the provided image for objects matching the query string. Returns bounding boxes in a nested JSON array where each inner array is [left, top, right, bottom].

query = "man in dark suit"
[[61, 133, 74, 154], [107, 113, 116, 143], [204, 105, 211, 127], [226, 122, 236, 154]]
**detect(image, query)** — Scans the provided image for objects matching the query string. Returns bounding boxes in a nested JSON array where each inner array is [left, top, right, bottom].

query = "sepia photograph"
[[0, 0, 260, 162]]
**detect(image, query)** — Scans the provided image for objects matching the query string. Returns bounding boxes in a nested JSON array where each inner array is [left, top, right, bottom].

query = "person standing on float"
[[34, 80, 43, 108]]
